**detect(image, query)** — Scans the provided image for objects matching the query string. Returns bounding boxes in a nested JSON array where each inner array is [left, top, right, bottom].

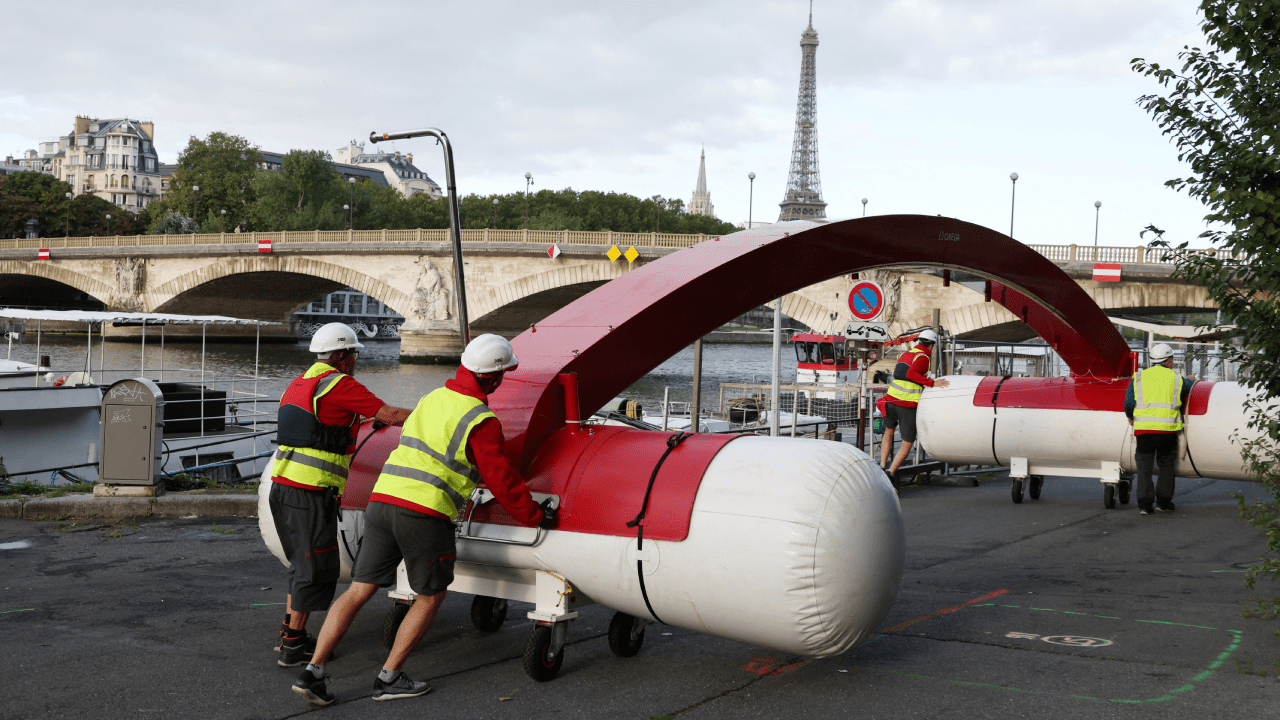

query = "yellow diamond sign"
[[624, 246, 639, 263], [606, 245, 622, 262]]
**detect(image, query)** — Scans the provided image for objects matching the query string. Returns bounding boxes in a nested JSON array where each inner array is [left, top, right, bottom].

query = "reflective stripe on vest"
[[272, 363, 355, 492], [886, 347, 928, 404], [1133, 365, 1183, 432], [371, 389, 495, 519]]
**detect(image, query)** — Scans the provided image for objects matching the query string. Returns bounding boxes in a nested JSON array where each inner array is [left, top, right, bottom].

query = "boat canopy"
[[0, 309, 278, 325]]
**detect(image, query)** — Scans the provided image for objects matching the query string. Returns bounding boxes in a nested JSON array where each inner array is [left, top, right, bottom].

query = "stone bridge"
[[0, 227, 1216, 359]]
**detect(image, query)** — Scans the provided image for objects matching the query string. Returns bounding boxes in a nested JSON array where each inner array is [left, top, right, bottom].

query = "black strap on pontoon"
[[626, 431, 689, 624], [989, 376, 1010, 466]]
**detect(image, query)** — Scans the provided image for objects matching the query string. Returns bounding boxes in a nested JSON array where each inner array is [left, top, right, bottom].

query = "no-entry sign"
[[848, 281, 885, 321]]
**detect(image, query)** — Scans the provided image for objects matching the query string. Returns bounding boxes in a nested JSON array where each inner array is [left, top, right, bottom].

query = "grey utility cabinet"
[[99, 378, 164, 485]]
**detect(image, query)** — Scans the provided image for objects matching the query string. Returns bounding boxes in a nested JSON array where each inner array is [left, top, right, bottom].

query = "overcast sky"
[[2, 0, 1213, 247]]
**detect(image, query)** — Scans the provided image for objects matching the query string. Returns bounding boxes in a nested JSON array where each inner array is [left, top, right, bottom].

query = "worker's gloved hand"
[[372, 420, 387, 431], [538, 499, 558, 529]]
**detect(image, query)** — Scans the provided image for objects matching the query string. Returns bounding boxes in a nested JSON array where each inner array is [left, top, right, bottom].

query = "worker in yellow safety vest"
[[1125, 343, 1195, 515], [880, 329, 950, 485], [292, 334, 555, 707], [270, 322, 412, 667]]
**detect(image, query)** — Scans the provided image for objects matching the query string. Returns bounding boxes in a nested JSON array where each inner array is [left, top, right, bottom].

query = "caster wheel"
[[523, 625, 564, 682], [1011, 479, 1025, 504], [470, 596, 508, 632], [607, 612, 645, 657], [1029, 475, 1043, 500], [1104, 483, 1117, 509], [1118, 481, 1131, 506], [381, 600, 412, 650]]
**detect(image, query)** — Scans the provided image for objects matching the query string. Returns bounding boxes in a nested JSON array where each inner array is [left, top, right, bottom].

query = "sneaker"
[[373, 671, 433, 701], [278, 631, 316, 668], [293, 669, 336, 707], [1156, 500, 1176, 513], [1139, 504, 1152, 515]]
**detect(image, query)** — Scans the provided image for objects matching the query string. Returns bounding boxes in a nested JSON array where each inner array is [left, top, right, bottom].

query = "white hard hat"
[[461, 334, 519, 374], [917, 329, 939, 344], [310, 322, 365, 354], [1150, 343, 1174, 363]]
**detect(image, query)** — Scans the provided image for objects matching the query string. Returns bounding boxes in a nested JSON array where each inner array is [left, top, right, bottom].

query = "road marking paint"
[[1, 608, 34, 614], [252, 602, 287, 606], [0, 540, 33, 550], [1136, 620, 1217, 630], [880, 589, 1009, 634]]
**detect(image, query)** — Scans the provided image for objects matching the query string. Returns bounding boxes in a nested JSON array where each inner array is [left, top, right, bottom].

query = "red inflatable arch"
[[493, 215, 1132, 470]]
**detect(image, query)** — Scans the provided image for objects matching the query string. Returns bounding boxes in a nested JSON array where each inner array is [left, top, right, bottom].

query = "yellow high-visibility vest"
[[371, 387, 495, 519], [886, 347, 929, 404], [1133, 365, 1184, 432], [272, 363, 354, 492]]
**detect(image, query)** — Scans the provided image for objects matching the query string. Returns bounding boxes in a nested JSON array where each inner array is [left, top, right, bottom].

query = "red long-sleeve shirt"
[[372, 367, 543, 526], [885, 344, 934, 408]]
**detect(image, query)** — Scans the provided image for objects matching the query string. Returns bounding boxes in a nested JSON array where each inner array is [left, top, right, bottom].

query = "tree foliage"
[[160, 131, 262, 231], [1133, 0, 1280, 633], [0, 172, 144, 238]]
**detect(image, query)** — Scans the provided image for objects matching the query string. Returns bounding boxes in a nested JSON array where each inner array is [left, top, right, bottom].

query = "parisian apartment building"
[[12, 116, 161, 213]]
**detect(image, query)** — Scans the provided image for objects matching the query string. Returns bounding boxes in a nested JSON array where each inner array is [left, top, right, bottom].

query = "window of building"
[[348, 295, 363, 314], [329, 294, 343, 313]]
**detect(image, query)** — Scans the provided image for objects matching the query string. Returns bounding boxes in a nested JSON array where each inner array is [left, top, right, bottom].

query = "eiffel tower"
[[777, 4, 826, 221]]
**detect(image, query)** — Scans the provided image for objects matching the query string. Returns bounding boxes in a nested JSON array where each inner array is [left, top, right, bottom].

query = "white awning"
[[0, 309, 279, 325]]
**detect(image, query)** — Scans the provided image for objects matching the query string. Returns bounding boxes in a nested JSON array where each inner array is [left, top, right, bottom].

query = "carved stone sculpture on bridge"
[[113, 257, 146, 311], [412, 259, 452, 326]]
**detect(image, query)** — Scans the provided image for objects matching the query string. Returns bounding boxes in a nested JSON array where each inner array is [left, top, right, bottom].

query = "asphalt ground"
[[2, 473, 1277, 720]]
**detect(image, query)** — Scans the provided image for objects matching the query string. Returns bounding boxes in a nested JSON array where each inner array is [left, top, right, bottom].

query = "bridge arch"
[[469, 263, 634, 336], [146, 256, 415, 322], [0, 260, 115, 308], [495, 215, 1135, 468]]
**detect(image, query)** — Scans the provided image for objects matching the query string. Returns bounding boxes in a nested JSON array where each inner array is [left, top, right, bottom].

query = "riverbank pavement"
[[0, 489, 257, 521]]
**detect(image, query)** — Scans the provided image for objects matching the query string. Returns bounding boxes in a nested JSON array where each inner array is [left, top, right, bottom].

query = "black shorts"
[[883, 403, 918, 443], [352, 501, 456, 596], [270, 482, 340, 613]]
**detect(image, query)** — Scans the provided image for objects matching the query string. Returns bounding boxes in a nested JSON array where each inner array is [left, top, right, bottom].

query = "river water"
[[17, 336, 798, 417]]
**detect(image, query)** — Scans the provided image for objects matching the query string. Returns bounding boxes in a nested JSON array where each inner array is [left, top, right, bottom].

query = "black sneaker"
[[293, 669, 336, 707], [278, 631, 316, 667], [373, 671, 433, 701], [1156, 500, 1176, 513]]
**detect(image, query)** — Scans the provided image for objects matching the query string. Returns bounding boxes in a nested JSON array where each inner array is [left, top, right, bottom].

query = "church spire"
[[689, 147, 715, 218]]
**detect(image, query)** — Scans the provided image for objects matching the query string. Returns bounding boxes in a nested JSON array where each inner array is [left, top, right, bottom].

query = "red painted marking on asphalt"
[[881, 589, 1009, 634], [742, 655, 812, 676]]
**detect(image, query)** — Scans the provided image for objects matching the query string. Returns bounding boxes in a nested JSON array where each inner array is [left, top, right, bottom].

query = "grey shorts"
[[883, 403, 918, 443], [353, 501, 456, 596], [270, 482, 341, 613]]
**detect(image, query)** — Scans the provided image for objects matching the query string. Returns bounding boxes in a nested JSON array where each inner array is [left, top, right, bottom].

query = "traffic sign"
[[844, 321, 890, 342], [848, 281, 885, 321]]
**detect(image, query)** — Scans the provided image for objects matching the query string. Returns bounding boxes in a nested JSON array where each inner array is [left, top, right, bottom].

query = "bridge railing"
[[0, 228, 714, 250], [0, 229, 1247, 266]]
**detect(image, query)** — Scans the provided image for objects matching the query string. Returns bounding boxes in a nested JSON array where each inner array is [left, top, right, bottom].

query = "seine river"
[[20, 336, 798, 417]]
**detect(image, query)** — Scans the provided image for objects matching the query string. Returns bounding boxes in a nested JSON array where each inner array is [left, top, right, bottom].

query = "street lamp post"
[[492, 197, 499, 228], [220, 209, 226, 231], [64, 192, 73, 237], [348, 177, 356, 229], [1008, 172, 1018, 239], [748, 172, 755, 228], [343, 204, 350, 230], [861, 197, 868, 217], [523, 172, 533, 230], [192, 185, 200, 230], [1093, 200, 1102, 247], [105, 213, 111, 235]]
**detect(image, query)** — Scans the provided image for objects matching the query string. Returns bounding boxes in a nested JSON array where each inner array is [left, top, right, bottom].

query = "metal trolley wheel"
[[523, 625, 565, 682], [1028, 475, 1044, 500], [382, 599, 412, 650], [470, 596, 508, 632], [607, 611, 645, 657], [1011, 478, 1025, 504]]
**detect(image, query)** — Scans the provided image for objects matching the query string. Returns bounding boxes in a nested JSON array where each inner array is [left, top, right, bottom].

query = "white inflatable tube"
[[260, 436, 905, 658]]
